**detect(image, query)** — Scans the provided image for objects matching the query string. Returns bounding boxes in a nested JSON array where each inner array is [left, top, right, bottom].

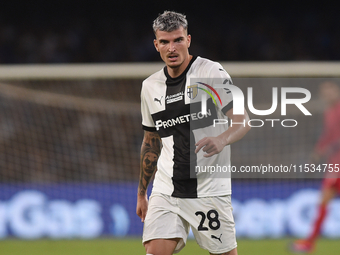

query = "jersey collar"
[[164, 56, 197, 85]]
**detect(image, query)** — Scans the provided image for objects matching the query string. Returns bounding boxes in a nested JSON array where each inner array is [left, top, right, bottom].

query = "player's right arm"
[[136, 130, 161, 222]]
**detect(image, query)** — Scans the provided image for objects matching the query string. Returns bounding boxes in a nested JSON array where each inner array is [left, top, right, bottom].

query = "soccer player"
[[136, 11, 251, 255], [291, 81, 340, 253]]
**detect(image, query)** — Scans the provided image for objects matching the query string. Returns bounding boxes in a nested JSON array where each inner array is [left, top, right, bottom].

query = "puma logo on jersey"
[[154, 96, 163, 105], [211, 233, 222, 243]]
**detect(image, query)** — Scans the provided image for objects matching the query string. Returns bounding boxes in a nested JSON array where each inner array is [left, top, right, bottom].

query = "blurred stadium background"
[[0, 1, 339, 254]]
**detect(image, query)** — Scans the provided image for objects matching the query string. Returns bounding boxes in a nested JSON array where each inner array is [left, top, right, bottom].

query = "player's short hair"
[[153, 11, 188, 34]]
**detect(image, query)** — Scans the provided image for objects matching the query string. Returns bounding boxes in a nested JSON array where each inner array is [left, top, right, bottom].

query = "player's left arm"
[[136, 130, 161, 222], [195, 108, 251, 157]]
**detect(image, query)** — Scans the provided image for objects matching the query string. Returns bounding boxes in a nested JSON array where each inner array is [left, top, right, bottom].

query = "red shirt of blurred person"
[[316, 82, 340, 179], [316, 101, 340, 165]]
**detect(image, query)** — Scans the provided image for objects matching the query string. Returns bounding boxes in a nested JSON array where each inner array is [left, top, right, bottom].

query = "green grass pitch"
[[0, 238, 338, 255]]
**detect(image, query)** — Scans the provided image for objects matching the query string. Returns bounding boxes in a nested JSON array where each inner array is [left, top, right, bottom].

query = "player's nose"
[[168, 42, 176, 52]]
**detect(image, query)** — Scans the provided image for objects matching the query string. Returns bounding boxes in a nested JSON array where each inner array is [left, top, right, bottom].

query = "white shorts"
[[142, 193, 237, 254]]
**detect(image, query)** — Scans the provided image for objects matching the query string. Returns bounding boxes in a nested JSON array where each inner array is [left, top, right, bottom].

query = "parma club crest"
[[187, 84, 198, 99]]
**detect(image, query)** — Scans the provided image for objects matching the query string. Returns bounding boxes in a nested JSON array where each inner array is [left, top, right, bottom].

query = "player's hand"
[[136, 194, 148, 222], [195, 137, 226, 157]]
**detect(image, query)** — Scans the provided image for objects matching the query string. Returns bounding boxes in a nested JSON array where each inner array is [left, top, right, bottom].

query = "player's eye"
[[144, 158, 150, 164]]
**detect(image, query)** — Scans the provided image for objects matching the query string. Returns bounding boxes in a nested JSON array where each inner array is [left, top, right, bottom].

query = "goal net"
[[0, 62, 339, 239]]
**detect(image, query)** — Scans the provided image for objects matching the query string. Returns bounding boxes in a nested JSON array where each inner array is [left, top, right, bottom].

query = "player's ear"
[[153, 39, 159, 52], [187, 34, 191, 48]]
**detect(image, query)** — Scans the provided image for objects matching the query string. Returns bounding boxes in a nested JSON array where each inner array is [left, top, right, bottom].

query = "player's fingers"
[[203, 142, 217, 152], [195, 140, 208, 153], [204, 146, 217, 155], [136, 208, 142, 219], [204, 151, 217, 157], [202, 145, 209, 153], [141, 208, 147, 222], [195, 137, 207, 146], [204, 142, 220, 156], [204, 147, 214, 154]]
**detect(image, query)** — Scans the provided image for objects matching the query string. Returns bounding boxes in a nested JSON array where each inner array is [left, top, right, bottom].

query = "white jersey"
[[141, 56, 233, 198]]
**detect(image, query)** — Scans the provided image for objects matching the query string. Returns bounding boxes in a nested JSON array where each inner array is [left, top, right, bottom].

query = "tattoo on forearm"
[[138, 131, 161, 196]]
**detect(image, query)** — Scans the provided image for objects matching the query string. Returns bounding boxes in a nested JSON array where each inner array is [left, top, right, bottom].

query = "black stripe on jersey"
[[171, 127, 198, 198], [161, 56, 199, 198]]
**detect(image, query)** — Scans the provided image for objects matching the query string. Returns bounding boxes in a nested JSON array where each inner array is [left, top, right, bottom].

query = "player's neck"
[[166, 55, 193, 78]]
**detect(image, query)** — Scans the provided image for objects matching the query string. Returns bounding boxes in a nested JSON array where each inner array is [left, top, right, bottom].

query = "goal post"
[[0, 61, 340, 79]]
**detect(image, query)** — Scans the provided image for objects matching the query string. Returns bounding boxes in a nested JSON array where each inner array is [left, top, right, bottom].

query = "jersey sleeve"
[[208, 63, 233, 115], [141, 85, 156, 132]]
